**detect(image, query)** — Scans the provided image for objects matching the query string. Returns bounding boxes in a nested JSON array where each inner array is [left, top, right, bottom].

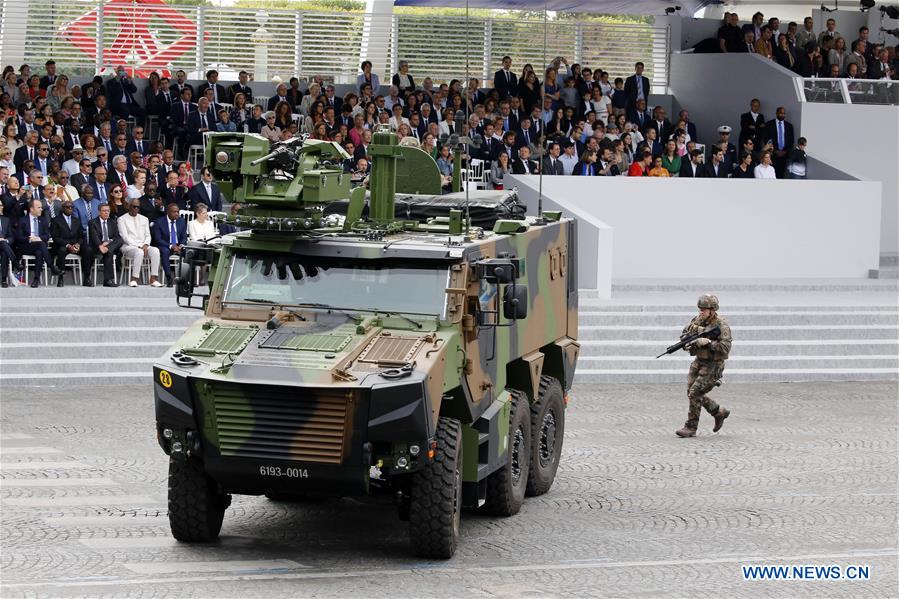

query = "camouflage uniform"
[[678, 295, 732, 435]]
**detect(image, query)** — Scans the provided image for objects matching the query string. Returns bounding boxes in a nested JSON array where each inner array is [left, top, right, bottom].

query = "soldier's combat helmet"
[[697, 294, 719, 310]]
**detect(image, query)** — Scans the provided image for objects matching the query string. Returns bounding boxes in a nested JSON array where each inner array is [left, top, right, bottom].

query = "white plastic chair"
[[92, 255, 118, 286], [120, 256, 151, 284], [179, 209, 195, 223], [20, 255, 49, 286], [55, 254, 84, 286]]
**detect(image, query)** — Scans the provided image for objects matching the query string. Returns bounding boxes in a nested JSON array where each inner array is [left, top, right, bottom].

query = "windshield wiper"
[[375, 311, 423, 329], [292, 302, 363, 323], [231, 298, 307, 324]]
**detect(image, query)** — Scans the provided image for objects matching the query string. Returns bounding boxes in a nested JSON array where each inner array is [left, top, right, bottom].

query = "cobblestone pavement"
[[1, 381, 896, 598]]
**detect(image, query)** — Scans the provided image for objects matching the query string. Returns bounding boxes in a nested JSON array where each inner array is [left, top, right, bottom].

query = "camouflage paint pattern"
[[681, 314, 732, 429]]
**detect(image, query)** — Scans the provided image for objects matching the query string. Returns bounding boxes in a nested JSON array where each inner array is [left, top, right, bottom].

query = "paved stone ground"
[[1, 381, 896, 598]]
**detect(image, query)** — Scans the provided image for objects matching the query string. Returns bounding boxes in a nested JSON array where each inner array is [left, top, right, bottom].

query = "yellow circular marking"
[[159, 370, 173, 388]]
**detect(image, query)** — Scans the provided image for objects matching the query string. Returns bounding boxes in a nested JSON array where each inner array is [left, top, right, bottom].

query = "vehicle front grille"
[[207, 382, 352, 464]]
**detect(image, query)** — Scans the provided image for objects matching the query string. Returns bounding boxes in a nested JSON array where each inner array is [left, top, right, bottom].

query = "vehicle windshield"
[[224, 253, 450, 318]]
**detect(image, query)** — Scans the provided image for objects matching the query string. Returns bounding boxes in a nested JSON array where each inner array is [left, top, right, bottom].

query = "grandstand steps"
[[1, 280, 897, 386]]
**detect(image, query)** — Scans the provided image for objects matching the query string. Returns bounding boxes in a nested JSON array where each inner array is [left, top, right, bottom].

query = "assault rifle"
[[655, 324, 721, 358]]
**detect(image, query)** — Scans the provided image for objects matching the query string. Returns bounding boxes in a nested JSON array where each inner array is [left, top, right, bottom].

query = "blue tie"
[[777, 121, 784, 149], [170, 221, 177, 245], [504, 117, 509, 131]]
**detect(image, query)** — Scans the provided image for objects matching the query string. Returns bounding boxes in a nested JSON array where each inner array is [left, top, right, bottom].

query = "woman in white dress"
[[126, 168, 147, 200], [188, 203, 217, 241]]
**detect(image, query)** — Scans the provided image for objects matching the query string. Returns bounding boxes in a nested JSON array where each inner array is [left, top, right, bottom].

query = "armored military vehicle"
[[154, 129, 579, 558]]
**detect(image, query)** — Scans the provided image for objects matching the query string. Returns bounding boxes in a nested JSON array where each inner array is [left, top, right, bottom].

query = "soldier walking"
[[676, 295, 732, 438]]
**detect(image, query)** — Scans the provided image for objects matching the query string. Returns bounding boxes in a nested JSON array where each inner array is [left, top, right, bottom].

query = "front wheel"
[[408, 417, 462, 559], [483, 390, 530, 516], [167, 457, 230, 542], [526, 376, 565, 497]]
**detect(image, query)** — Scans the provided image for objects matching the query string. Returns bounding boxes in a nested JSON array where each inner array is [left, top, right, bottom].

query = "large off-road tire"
[[408, 416, 462, 559], [483, 390, 530, 516], [168, 457, 230, 542], [526, 376, 565, 497]]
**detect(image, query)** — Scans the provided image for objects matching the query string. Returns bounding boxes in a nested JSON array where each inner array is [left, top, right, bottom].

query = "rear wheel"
[[526, 376, 565, 497], [408, 416, 462, 559], [483, 390, 530, 516], [167, 457, 230, 542]]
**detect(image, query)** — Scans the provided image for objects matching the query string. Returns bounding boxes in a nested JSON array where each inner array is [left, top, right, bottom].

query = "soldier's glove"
[[693, 338, 711, 348]]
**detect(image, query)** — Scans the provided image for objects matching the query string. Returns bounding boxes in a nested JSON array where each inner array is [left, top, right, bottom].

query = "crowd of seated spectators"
[[714, 11, 899, 82], [1, 41, 826, 288]]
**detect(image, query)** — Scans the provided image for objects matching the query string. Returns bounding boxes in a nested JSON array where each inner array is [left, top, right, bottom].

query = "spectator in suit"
[[170, 87, 196, 157], [161, 170, 188, 210], [39, 60, 58, 90], [641, 127, 661, 158], [168, 70, 193, 98], [489, 152, 512, 189], [110, 133, 129, 161], [796, 16, 816, 50], [494, 56, 518, 99], [88, 203, 121, 286], [627, 99, 651, 132], [73, 185, 100, 235], [90, 165, 112, 204], [818, 18, 840, 47], [197, 69, 226, 105], [152, 202, 187, 286], [739, 98, 765, 147], [267, 83, 292, 112], [187, 97, 216, 147], [16, 197, 58, 286], [358, 61, 381, 95], [187, 167, 223, 213], [623, 62, 650, 112], [138, 181, 165, 222], [598, 147, 621, 176], [542, 143, 564, 175], [106, 66, 144, 120], [794, 42, 820, 77], [0, 200, 18, 287], [764, 106, 795, 178], [870, 49, 895, 80], [646, 106, 672, 143], [51, 199, 91, 286], [716, 125, 737, 168], [111, 155, 131, 189], [516, 117, 537, 149], [573, 149, 599, 176], [41, 182, 62, 220], [125, 126, 149, 157], [679, 149, 705, 178], [703, 147, 730, 178], [13, 130, 39, 174], [228, 71, 254, 105], [118, 198, 162, 287]]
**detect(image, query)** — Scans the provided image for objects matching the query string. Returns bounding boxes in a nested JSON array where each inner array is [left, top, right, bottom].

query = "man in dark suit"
[[13, 131, 39, 174], [16, 197, 59, 287], [511, 146, 538, 175], [125, 125, 150, 157], [679, 149, 706, 178], [51, 200, 92, 286], [187, 167, 223, 212], [702, 148, 730, 178], [88, 203, 122, 287], [623, 62, 651, 112], [598, 148, 621, 176], [196, 70, 227, 105], [267, 83, 293, 112], [869, 49, 895, 80], [679, 109, 698, 143], [646, 106, 672, 143], [106, 66, 144, 120], [541, 143, 564, 175], [764, 106, 795, 178], [626, 99, 651, 132], [515, 117, 537, 149], [228, 71, 254, 104], [493, 56, 518, 99], [0, 201, 19, 287], [354, 130, 372, 162], [739, 98, 766, 147], [39, 60, 58, 90], [161, 171, 188, 210], [479, 123, 501, 162], [151, 203, 188, 287], [187, 98, 217, 147], [70, 159, 94, 193], [90, 166, 114, 204], [169, 70, 194, 98], [170, 87, 196, 158]]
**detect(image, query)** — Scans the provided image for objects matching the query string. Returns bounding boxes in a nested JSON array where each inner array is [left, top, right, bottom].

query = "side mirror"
[[503, 284, 528, 320], [174, 257, 195, 299], [174, 242, 214, 310]]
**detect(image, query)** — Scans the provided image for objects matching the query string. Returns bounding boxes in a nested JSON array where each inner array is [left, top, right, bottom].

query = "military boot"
[[712, 408, 730, 432], [675, 425, 697, 438]]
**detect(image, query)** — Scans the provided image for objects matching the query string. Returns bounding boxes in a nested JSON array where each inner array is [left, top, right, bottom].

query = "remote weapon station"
[[154, 129, 579, 558]]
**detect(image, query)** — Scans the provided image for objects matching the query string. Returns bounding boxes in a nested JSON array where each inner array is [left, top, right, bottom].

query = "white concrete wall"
[[508, 175, 881, 280], [801, 103, 899, 254]]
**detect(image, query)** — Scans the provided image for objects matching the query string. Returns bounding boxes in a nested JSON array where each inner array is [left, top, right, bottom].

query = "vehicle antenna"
[[464, 0, 471, 237], [537, 0, 548, 218]]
